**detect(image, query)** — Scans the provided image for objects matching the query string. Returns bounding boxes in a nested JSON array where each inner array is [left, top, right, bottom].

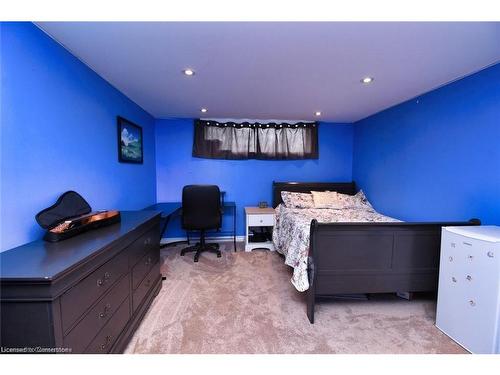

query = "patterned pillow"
[[352, 190, 374, 210], [281, 191, 315, 208]]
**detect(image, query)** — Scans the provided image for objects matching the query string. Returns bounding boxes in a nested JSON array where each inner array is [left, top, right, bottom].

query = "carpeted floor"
[[125, 242, 466, 354]]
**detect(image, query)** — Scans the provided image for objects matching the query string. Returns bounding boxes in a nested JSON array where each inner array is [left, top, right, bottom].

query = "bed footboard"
[[306, 218, 480, 323]]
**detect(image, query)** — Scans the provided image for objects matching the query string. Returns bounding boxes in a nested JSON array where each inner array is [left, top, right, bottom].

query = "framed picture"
[[117, 116, 143, 164]]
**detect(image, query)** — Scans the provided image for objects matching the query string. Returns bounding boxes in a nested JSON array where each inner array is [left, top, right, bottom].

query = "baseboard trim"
[[161, 235, 245, 245]]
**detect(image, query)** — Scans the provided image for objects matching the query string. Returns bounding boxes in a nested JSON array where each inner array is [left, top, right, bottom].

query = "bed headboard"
[[272, 181, 356, 207]]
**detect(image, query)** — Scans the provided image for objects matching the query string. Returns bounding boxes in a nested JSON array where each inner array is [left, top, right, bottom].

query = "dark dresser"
[[0, 210, 162, 353]]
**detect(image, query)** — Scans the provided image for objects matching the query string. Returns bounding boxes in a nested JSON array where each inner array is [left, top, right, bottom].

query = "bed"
[[272, 181, 480, 323]]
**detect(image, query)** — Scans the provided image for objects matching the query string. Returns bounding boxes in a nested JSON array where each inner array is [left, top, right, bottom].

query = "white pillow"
[[281, 191, 315, 208], [311, 190, 374, 210], [311, 191, 344, 209]]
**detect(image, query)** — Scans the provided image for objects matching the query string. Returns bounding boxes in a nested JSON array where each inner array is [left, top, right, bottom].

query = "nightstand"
[[245, 207, 275, 252]]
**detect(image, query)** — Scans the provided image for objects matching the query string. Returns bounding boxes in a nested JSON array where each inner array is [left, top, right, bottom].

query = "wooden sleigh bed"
[[272, 181, 480, 323]]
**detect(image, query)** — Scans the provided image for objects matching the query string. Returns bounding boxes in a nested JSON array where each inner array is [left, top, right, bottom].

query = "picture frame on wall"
[[117, 116, 143, 164]]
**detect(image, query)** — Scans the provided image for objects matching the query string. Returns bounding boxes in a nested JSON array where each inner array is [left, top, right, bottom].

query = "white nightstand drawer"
[[247, 214, 274, 227]]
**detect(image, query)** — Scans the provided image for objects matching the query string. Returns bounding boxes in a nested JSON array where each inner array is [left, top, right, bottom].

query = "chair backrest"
[[182, 185, 222, 230]]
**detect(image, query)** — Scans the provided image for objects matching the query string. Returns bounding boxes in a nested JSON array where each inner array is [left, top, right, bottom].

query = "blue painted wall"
[[3, 22, 497, 251], [0, 22, 157, 251], [155, 118, 353, 238], [353, 63, 500, 224]]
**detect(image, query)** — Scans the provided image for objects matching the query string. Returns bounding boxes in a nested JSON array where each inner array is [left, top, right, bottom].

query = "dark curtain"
[[192, 119, 319, 160]]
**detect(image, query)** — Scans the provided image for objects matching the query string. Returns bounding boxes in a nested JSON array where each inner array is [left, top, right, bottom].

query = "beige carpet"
[[125, 242, 466, 354]]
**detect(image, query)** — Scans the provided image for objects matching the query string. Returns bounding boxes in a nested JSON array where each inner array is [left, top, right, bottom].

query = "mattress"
[[272, 204, 399, 292]]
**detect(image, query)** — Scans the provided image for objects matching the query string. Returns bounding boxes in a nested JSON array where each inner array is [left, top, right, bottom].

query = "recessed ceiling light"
[[314, 111, 322, 116], [183, 68, 195, 76], [361, 76, 374, 84], [200, 108, 208, 113]]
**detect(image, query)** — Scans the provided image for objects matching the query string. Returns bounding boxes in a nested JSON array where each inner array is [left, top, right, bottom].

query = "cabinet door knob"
[[466, 275, 472, 281], [451, 277, 457, 283], [487, 251, 494, 258], [469, 300, 476, 307], [449, 256, 453, 262]]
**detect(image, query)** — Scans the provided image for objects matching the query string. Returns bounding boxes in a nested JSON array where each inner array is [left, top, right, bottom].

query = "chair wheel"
[[217, 253, 222, 258]]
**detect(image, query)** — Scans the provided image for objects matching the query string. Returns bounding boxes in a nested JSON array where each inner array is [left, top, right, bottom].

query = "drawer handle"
[[466, 275, 472, 281], [451, 277, 457, 283], [463, 242, 472, 246], [449, 256, 453, 262], [469, 300, 476, 307], [99, 303, 111, 319], [100, 335, 113, 351], [488, 251, 494, 258], [97, 272, 111, 287]]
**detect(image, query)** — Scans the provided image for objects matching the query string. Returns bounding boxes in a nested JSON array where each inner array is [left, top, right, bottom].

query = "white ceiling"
[[36, 22, 500, 122]]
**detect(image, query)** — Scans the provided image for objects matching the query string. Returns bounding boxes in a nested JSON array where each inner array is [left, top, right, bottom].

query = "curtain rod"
[[200, 118, 315, 124]]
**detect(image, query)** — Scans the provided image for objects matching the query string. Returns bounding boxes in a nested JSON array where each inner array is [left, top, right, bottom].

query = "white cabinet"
[[436, 226, 500, 353], [245, 207, 275, 252]]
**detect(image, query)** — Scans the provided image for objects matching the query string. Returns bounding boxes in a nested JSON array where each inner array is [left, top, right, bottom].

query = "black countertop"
[[0, 210, 160, 281]]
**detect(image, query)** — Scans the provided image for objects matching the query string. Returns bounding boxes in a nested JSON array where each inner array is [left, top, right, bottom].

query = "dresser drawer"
[[133, 262, 161, 312], [84, 296, 130, 353], [132, 247, 160, 290], [63, 274, 129, 353], [128, 227, 160, 267], [247, 214, 274, 227], [60, 249, 129, 333]]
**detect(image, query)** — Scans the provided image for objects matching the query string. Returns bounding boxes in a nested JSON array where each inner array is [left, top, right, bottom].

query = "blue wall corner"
[[0, 22, 157, 251], [352, 63, 500, 225], [155, 118, 354, 237]]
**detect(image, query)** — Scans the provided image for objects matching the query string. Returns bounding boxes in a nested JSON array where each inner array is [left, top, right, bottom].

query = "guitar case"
[[35, 191, 121, 242]]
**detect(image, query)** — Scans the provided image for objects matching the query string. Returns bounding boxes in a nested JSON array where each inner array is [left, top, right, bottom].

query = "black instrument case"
[[35, 191, 121, 242]]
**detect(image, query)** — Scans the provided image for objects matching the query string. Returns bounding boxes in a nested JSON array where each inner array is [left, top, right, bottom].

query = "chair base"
[[181, 242, 221, 262]]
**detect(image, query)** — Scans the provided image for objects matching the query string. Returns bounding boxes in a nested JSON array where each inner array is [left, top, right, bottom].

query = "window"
[[192, 119, 318, 160]]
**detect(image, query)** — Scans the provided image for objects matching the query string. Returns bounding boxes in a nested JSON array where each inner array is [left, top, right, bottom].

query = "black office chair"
[[180, 185, 222, 262]]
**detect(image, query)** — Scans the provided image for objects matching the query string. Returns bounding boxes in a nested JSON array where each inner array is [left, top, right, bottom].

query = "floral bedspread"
[[272, 204, 400, 292]]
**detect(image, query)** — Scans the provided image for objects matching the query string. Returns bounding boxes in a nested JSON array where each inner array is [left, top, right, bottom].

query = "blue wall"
[[3, 22, 498, 250], [156, 118, 353, 238], [0, 22, 157, 251], [353, 63, 500, 224]]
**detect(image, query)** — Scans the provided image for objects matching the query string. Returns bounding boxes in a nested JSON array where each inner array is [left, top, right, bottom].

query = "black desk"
[[144, 202, 237, 252]]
